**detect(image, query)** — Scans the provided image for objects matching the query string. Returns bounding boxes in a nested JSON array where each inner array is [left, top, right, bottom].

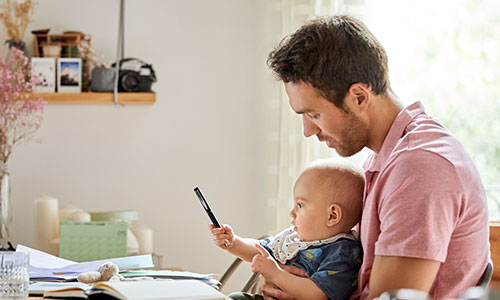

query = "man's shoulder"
[[383, 132, 481, 193], [382, 147, 457, 180], [367, 112, 470, 176], [384, 115, 473, 177], [392, 115, 468, 166]]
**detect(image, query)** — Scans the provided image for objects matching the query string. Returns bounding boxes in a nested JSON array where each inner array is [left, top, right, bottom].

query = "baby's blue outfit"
[[260, 227, 362, 300]]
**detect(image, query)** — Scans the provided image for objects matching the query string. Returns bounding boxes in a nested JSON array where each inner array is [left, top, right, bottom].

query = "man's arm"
[[252, 245, 325, 300], [366, 255, 441, 300], [261, 265, 307, 300], [266, 269, 328, 300]]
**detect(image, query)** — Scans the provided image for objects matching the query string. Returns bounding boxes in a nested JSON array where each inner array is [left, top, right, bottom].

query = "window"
[[365, 0, 500, 219]]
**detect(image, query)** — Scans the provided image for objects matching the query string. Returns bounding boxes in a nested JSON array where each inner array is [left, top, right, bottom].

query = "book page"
[[92, 279, 226, 300], [29, 282, 91, 296]]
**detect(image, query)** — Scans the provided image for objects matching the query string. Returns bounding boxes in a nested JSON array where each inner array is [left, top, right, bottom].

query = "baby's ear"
[[327, 204, 342, 227]]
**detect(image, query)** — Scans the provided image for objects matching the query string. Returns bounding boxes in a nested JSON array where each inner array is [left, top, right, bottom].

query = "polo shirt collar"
[[365, 101, 425, 173]]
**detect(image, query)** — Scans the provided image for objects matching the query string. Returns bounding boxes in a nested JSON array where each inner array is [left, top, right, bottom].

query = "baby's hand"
[[252, 244, 280, 280], [209, 224, 234, 249]]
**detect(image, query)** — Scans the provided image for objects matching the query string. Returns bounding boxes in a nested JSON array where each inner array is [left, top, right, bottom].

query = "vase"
[[5, 40, 29, 58], [0, 163, 11, 248]]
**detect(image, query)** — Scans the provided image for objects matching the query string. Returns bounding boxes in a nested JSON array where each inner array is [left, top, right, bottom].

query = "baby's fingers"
[[211, 232, 231, 247], [214, 238, 231, 248], [251, 254, 264, 272], [209, 224, 224, 235]]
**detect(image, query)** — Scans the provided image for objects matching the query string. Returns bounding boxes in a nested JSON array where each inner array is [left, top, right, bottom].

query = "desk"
[[29, 296, 232, 300], [28, 294, 232, 300], [29, 295, 232, 300]]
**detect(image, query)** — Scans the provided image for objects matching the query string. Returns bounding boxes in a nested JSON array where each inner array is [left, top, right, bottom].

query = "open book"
[[29, 282, 91, 296], [43, 279, 227, 300]]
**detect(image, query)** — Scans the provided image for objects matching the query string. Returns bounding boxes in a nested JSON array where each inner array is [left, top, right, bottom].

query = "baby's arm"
[[209, 224, 260, 262], [252, 244, 328, 300]]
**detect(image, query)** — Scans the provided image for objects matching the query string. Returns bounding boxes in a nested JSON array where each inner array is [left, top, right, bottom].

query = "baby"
[[210, 160, 365, 300]]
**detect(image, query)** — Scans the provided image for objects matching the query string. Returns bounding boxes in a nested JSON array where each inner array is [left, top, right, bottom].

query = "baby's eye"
[[297, 203, 303, 209]]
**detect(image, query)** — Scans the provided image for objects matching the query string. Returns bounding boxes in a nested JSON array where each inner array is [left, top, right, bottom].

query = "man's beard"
[[334, 111, 369, 157]]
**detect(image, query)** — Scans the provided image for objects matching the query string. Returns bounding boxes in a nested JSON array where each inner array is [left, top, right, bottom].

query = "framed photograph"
[[31, 57, 56, 93], [57, 58, 81, 93]]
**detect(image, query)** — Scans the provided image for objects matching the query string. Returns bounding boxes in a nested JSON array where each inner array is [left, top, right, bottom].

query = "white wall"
[[0, 0, 282, 293]]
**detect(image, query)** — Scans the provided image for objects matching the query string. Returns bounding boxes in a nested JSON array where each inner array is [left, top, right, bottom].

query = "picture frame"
[[57, 58, 82, 93], [31, 57, 56, 93]]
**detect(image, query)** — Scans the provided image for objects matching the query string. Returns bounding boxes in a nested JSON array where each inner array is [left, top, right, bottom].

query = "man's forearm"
[[269, 270, 327, 300], [261, 264, 308, 300], [366, 255, 441, 300]]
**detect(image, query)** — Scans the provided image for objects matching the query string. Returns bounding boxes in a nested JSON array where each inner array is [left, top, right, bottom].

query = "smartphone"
[[194, 187, 221, 228]]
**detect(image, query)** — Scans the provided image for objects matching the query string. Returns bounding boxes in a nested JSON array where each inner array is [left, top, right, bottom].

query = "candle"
[[35, 196, 59, 254], [49, 238, 60, 256], [67, 210, 91, 222], [130, 223, 153, 254], [58, 203, 79, 221], [127, 228, 139, 256]]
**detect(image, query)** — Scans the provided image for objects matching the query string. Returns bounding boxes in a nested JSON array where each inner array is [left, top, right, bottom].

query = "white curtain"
[[267, 0, 369, 233]]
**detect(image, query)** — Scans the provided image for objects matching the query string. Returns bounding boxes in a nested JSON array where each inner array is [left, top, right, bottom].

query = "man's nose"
[[302, 116, 320, 137]]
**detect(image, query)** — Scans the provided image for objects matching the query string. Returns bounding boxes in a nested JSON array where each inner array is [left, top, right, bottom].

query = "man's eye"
[[307, 113, 320, 119]]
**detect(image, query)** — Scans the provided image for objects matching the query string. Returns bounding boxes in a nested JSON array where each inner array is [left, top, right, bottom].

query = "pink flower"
[[0, 48, 45, 164]]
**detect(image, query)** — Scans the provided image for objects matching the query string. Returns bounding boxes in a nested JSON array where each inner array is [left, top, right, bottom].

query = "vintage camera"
[[117, 58, 157, 92]]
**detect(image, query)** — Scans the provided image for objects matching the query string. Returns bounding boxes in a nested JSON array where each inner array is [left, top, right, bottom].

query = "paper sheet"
[[17, 244, 154, 280]]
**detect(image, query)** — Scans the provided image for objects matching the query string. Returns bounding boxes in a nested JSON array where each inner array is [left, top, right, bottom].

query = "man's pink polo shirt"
[[355, 101, 489, 299]]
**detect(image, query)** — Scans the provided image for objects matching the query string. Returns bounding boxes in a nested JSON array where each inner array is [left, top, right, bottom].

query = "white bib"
[[262, 226, 358, 264]]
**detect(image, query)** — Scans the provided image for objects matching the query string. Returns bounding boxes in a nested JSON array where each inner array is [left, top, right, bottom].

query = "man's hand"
[[260, 264, 308, 300]]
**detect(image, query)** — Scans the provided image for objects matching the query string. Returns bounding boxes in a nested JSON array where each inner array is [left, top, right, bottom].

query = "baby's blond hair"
[[300, 159, 365, 230]]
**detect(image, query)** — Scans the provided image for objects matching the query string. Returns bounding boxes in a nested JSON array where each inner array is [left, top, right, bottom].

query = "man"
[[262, 15, 489, 300]]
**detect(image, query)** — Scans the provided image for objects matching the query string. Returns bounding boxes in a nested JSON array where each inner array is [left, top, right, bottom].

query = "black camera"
[[116, 58, 157, 92]]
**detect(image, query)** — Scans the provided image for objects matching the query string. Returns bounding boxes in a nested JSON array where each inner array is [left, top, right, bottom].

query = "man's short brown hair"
[[267, 15, 389, 109]]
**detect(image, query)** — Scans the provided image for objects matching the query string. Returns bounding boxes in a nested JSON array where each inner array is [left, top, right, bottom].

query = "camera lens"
[[120, 71, 141, 92]]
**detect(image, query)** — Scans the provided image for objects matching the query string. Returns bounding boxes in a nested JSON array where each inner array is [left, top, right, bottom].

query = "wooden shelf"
[[491, 222, 500, 281], [35, 92, 156, 105]]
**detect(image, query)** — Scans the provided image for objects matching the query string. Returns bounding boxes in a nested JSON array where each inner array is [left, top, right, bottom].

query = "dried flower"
[[0, 0, 37, 41], [77, 37, 98, 67], [0, 47, 45, 164]]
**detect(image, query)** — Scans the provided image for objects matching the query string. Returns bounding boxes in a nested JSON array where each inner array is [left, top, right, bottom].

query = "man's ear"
[[346, 83, 371, 113], [327, 204, 342, 227]]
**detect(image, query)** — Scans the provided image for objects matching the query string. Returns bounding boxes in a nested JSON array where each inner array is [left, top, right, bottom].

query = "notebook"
[[43, 279, 227, 300], [59, 221, 128, 262]]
